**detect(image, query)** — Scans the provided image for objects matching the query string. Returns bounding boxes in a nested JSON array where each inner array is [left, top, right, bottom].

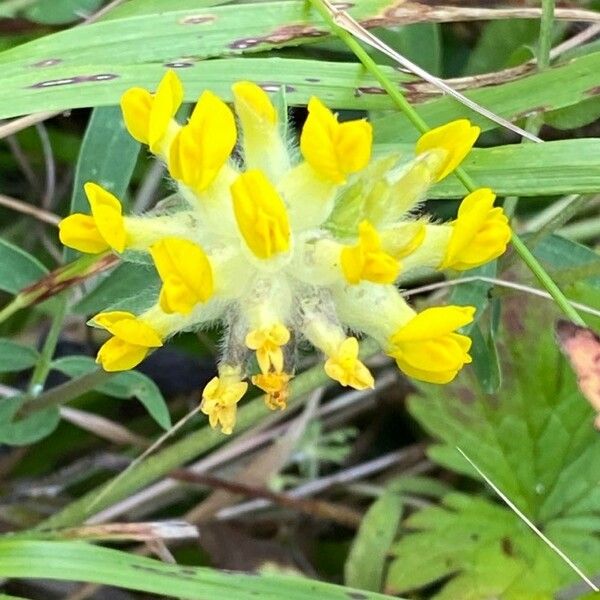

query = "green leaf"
[[0, 395, 60, 446], [391, 291, 600, 597], [345, 490, 403, 591], [386, 494, 564, 598], [25, 0, 104, 24], [0, 238, 48, 294], [374, 52, 600, 142], [0, 339, 39, 372], [65, 105, 140, 261], [51, 356, 171, 429], [0, 539, 404, 600], [429, 139, 600, 197], [545, 96, 600, 130], [73, 262, 160, 315]]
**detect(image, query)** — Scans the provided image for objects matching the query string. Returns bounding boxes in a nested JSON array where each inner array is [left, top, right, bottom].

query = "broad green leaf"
[[52, 356, 171, 429], [393, 291, 600, 597], [545, 96, 600, 130], [0, 539, 403, 600], [345, 490, 403, 592], [0, 339, 39, 372], [25, 0, 104, 24], [386, 494, 568, 599], [73, 262, 159, 315], [65, 105, 140, 261], [0, 395, 60, 446], [0, 238, 48, 294]]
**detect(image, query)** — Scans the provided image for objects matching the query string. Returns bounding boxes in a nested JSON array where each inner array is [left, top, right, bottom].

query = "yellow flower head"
[[93, 311, 163, 372], [58, 182, 126, 254], [388, 306, 475, 384], [201, 367, 248, 435], [58, 71, 506, 434], [441, 188, 512, 271], [416, 119, 480, 182]]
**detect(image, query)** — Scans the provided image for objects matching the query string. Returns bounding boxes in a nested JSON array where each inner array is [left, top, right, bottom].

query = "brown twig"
[[171, 469, 363, 528], [0, 193, 60, 225]]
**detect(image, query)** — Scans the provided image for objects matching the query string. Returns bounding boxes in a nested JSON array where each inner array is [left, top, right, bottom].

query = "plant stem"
[[308, 0, 583, 325], [539, 0, 556, 71], [38, 339, 380, 529], [27, 294, 68, 396]]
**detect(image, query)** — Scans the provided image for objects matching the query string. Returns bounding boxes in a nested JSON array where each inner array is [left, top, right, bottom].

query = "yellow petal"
[[415, 119, 480, 182], [92, 311, 163, 348], [120, 87, 153, 144], [324, 337, 374, 390], [252, 371, 291, 411], [391, 306, 475, 343], [169, 90, 236, 192], [84, 182, 127, 252], [232, 81, 276, 125], [441, 188, 511, 271], [58, 213, 110, 254], [231, 169, 291, 259], [300, 97, 372, 184], [148, 70, 183, 153], [96, 336, 150, 372], [341, 220, 399, 284], [150, 237, 214, 315], [245, 323, 290, 373]]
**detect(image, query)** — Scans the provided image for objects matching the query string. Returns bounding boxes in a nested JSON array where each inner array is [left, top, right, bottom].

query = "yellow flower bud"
[[440, 188, 511, 271], [300, 97, 372, 184], [416, 119, 480, 182], [150, 237, 214, 315], [168, 90, 236, 193], [201, 367, 248, 435], [120, 69, 183, 153], [245, 323, 290, 374], [231, 169, 291, 260], [93, 311, 163, 372], [341, 220, 400, 285], [324, 337, 374, 390], [387, 306, 475, 384]]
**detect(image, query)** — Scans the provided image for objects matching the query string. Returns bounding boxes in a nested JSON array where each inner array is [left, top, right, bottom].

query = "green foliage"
[[52, 356, 171, 429], [25, 0, 104, 24], [0, 339, 39, 372], [386, 295, 600, 598], [0, 539, 404, 600], [0, 395, 60, 445], [345, 491, 403, 592], [0, 239, 47, 294]]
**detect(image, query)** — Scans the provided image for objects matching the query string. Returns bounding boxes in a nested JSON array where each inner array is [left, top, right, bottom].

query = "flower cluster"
[[59, 71, 511, 434]]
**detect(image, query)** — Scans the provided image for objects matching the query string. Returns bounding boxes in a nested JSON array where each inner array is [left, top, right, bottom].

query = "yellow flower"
[[121, 69, 183, 154], [300, 97, 372, 184], [59, 70, 505, 435], [387, 306, 475, 384], [341, 221, 400, 284], [201, 367, 248, 435], [58, 182, 126, 253], [150, 237, 214, 315], [324, 337, 374, 390], [168, 90, 236, 193], [252, 371, 292, 411], [415, 119, 480, 182], [93, 311, 163, 372], [440, 188, 511, 271], [245, 323, 290, 374], [231, 169, 291, 259]]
